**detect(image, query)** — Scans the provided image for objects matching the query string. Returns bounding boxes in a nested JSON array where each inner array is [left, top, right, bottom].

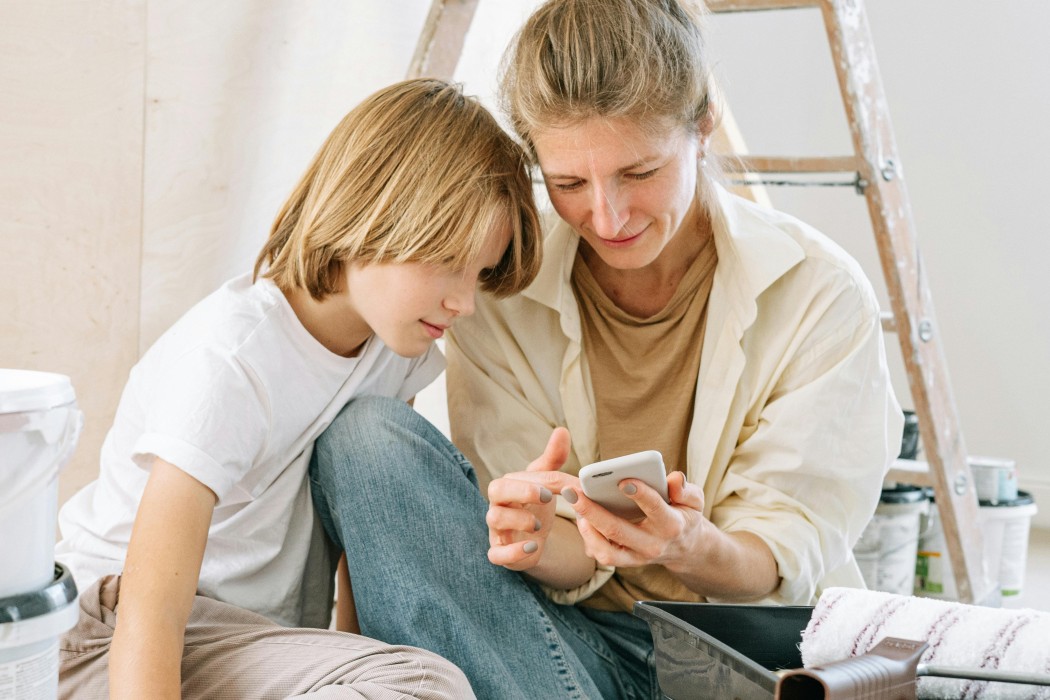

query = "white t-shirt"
[[56, 273, 444, 627]]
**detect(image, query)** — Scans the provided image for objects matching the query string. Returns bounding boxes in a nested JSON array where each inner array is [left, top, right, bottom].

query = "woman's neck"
[[580, 206, 714, 318]]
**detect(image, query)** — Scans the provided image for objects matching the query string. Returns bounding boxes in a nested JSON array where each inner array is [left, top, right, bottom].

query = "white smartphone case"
[[579, 450, 669, 520]]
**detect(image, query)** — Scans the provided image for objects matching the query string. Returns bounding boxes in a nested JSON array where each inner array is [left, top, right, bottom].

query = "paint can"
[[968, 456, 1019, 505], [914, 491, 1038, 605], [980, 492, 1038, 605], [854, 485, 929, 596], [0, 369, 82, 699], [0, 566, 79, 700]]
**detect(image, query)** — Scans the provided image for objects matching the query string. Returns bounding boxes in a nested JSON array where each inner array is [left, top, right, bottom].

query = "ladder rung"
[[708, 0, 821, 13], [721, 155, 860, 174], [880, 312, 897, 333], [885, 458, 931, 488]]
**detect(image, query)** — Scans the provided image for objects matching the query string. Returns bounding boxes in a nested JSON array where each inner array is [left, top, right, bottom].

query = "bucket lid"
[[967, 455, 1016, 470], [979, 490, 1034, 508], [0, 369, 76, 414], [0, 563, 77, 624], [880, 485, 927, 504]]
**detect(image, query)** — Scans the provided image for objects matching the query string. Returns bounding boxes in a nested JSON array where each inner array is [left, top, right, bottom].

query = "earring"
[[699, 153, 708, 168]]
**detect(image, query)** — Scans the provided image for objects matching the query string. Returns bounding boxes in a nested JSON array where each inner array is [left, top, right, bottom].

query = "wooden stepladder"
[[409, 0, 994, 605]]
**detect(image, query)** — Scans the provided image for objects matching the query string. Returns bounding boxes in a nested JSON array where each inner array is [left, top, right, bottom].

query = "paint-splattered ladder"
[[409, 0, 994, 606]]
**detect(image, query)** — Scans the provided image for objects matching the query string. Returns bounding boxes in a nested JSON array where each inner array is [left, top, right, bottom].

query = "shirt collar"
[[522, 184, 806, 314]]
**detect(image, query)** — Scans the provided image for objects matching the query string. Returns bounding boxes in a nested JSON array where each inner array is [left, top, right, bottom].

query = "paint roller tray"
[[633, 600, 813, 700]]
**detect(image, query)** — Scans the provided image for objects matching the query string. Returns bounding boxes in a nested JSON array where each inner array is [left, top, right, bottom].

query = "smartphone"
[[579, 450, 669, 520]]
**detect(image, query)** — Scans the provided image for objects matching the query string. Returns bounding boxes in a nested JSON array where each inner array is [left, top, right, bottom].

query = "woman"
[[310, 1, 903, 698]]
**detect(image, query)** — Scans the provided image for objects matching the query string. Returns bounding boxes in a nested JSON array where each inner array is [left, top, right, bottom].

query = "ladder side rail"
[[819, 0, 990, 604], [407, 0, 480, 80]]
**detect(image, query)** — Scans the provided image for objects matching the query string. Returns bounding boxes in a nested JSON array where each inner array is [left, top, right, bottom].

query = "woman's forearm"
[[665, 528, 780, 601]]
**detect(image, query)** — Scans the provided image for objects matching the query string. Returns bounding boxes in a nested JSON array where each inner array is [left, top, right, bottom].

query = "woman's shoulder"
[[726, 192, 873, 282]]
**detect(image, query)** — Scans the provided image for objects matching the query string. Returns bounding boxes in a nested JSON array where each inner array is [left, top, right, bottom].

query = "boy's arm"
[[109, 457, 217, 700]]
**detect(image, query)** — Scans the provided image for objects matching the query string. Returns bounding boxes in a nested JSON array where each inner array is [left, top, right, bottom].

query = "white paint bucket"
[[0, 369, 82, 598], [968, 456, 1018, 505], [0, 565, 79, 700], [854, 486, 929, 596], [980, 492, 1038, 605], [915, 491, 1038, 605], [0, 369, 82, 700]]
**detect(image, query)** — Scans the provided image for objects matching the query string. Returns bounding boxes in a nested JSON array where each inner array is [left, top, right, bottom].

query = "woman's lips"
[[598, 225, 647, 249]]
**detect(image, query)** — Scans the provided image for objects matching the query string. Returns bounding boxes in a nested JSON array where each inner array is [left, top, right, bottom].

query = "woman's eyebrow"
[[541, 155, 661, 180]]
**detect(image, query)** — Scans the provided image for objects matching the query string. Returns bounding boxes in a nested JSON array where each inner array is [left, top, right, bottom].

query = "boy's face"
[[343, 224, 511, 358]]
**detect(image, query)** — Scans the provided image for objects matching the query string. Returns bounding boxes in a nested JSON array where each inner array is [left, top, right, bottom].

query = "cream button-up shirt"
[[447, 186, 903, 605]]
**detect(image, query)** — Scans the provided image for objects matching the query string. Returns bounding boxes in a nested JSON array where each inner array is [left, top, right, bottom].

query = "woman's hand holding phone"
[[570, 453, 708, 571]]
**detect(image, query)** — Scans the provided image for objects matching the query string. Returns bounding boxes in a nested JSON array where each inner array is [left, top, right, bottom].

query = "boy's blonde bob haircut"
[[255, 78, 541, 299]]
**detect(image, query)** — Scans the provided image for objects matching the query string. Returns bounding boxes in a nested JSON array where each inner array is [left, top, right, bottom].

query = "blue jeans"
[[309, 396, 661, 700]]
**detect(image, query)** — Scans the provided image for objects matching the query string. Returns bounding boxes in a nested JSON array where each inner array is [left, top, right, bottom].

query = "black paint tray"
[[634, 600, 813, 700]]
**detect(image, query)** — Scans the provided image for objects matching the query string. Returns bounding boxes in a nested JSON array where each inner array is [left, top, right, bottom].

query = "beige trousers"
[[59, 576, 474, 699]]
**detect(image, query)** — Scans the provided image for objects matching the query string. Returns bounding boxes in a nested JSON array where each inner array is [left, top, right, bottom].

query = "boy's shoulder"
[[145, 273, 290, 365]]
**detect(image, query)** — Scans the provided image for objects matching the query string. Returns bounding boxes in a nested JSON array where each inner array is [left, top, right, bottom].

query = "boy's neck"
[[282, 285, 372, 358]]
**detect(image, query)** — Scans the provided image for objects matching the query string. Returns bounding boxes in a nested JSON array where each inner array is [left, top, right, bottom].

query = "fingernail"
[[562, 488, 578, 504], [539, 487, 553, 503], [622, 483, 637, 496], [533, 517, 542, 531], [523, 541, 538, 554]]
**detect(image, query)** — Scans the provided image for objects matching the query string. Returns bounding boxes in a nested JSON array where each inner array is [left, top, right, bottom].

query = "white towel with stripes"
[[800, 587, 1050, 699]]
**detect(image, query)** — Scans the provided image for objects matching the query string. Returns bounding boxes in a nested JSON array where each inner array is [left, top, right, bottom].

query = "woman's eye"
[[550, 180, 583, 193], [627, 168, 658, 181]]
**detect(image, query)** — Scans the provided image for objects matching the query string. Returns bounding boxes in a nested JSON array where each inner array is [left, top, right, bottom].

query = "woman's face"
[[531, 116, 702, 271]]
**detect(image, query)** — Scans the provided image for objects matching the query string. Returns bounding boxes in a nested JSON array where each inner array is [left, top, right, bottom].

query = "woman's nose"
[[589, 183, 628, 239]]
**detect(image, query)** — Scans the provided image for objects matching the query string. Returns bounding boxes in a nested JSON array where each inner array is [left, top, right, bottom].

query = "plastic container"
[[0, 565, 79, 700], [968, 456, 1019, 505], [898, 410, 920, 460], [0, 369, 82, 598], [633, 600, 812, 699], [980, 492, 1038, 602], [854, 485, 929, 596], [915, 491, 1038, 605]]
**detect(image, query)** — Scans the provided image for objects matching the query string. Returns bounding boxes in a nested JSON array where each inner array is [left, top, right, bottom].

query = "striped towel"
[[800, 587, 1050, 699]]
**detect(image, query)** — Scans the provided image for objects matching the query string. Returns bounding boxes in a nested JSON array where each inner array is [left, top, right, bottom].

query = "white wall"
[[703, 2, 1050, 525], [3, 1, 1048, 527]]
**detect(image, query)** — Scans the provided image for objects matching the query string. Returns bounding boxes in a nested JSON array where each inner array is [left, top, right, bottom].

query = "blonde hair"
[[255, 78, 541, 299], [501, 0, 719, 154]]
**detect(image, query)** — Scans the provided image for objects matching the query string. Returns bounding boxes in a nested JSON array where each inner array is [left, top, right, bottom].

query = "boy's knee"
[[314, 395, 419, 457]]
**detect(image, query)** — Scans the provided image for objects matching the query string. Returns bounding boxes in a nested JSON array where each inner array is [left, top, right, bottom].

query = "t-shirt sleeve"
[[395, 342, 446, 401], [131, 347, 269, 502]]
